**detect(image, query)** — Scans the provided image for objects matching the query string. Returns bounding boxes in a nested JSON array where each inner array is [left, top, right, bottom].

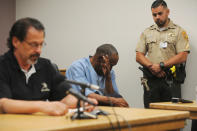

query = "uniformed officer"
[[135, 0, 190, 108]]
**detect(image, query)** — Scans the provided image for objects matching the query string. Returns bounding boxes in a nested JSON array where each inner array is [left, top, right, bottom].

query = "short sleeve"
[[135, 32, 147, 54], [176, 29, 190, 53], [0, 65, 12, 98], [0, 80, 12, 98]]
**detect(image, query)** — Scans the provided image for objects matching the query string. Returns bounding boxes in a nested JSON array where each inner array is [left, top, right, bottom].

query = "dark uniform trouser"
[[192, 120, 197, 131], [143, 77, 181, 108]]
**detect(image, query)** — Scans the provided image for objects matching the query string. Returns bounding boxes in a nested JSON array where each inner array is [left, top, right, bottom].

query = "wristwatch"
[[160, 62, 165, 70]]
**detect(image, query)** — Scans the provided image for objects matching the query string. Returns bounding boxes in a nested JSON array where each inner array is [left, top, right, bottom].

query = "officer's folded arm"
[[164, 51, 188, 67], [136, 51, 153, 68]]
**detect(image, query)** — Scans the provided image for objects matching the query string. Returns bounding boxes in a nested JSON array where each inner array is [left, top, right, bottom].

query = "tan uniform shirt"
[[136, 20, 190, 64]]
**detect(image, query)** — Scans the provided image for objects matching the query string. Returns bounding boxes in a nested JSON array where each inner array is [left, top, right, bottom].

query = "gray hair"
[[95, 44, 118, 56]]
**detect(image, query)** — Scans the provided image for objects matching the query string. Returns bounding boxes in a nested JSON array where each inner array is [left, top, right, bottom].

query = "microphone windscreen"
[[49, 74, 71, 100], [53, 73, 66, 85], [53, 73, 71, 91], [68, 88, 96, 106], [58, 80, 71, 91]]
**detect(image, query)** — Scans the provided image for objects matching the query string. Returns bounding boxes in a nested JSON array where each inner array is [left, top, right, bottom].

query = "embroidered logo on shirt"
[[41, 82, 50, 92]]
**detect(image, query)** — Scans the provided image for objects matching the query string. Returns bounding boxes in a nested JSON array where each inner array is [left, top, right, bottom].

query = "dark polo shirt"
[[0, 51, 70, 101]]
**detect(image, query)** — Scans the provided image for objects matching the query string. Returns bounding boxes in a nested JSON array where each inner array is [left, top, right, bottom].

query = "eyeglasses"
[[24, 40, 47, 49]]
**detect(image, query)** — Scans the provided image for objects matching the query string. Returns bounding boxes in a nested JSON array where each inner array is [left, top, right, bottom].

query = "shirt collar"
[[150, 19, 176, 31], [21, 64, 36, 84]]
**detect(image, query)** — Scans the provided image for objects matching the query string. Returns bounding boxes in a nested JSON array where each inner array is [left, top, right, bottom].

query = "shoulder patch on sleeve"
[[182, 31, 189, 41]]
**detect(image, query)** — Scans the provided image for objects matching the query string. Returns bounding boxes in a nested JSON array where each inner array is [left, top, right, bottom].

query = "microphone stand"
[[71, 86, 97, 120]]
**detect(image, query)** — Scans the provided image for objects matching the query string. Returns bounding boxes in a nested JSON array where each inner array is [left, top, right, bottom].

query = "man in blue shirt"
[[66, 44, 129, 107]]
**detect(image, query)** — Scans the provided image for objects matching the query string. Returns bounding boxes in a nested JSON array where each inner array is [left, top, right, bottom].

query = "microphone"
[[65, 79, 100, 90], [53, 74, 97, 105], [66, 87, 96, 106], [53, 73, 99, 90]]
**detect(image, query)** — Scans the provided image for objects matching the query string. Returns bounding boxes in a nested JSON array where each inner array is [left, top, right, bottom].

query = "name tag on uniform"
[[160, 42, 167, 48]]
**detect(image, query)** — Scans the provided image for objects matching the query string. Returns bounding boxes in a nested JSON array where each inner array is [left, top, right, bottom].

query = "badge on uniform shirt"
[[168, 33, 175, 37], [160, 42, 167, 48]]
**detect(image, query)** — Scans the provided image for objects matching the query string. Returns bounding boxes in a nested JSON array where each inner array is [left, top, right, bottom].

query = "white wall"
[[16, 0, 197, 130]]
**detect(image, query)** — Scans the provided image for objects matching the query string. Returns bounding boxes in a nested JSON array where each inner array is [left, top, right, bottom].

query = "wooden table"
[[0, 106, 189, 131], [150, 101, 197, 119]]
